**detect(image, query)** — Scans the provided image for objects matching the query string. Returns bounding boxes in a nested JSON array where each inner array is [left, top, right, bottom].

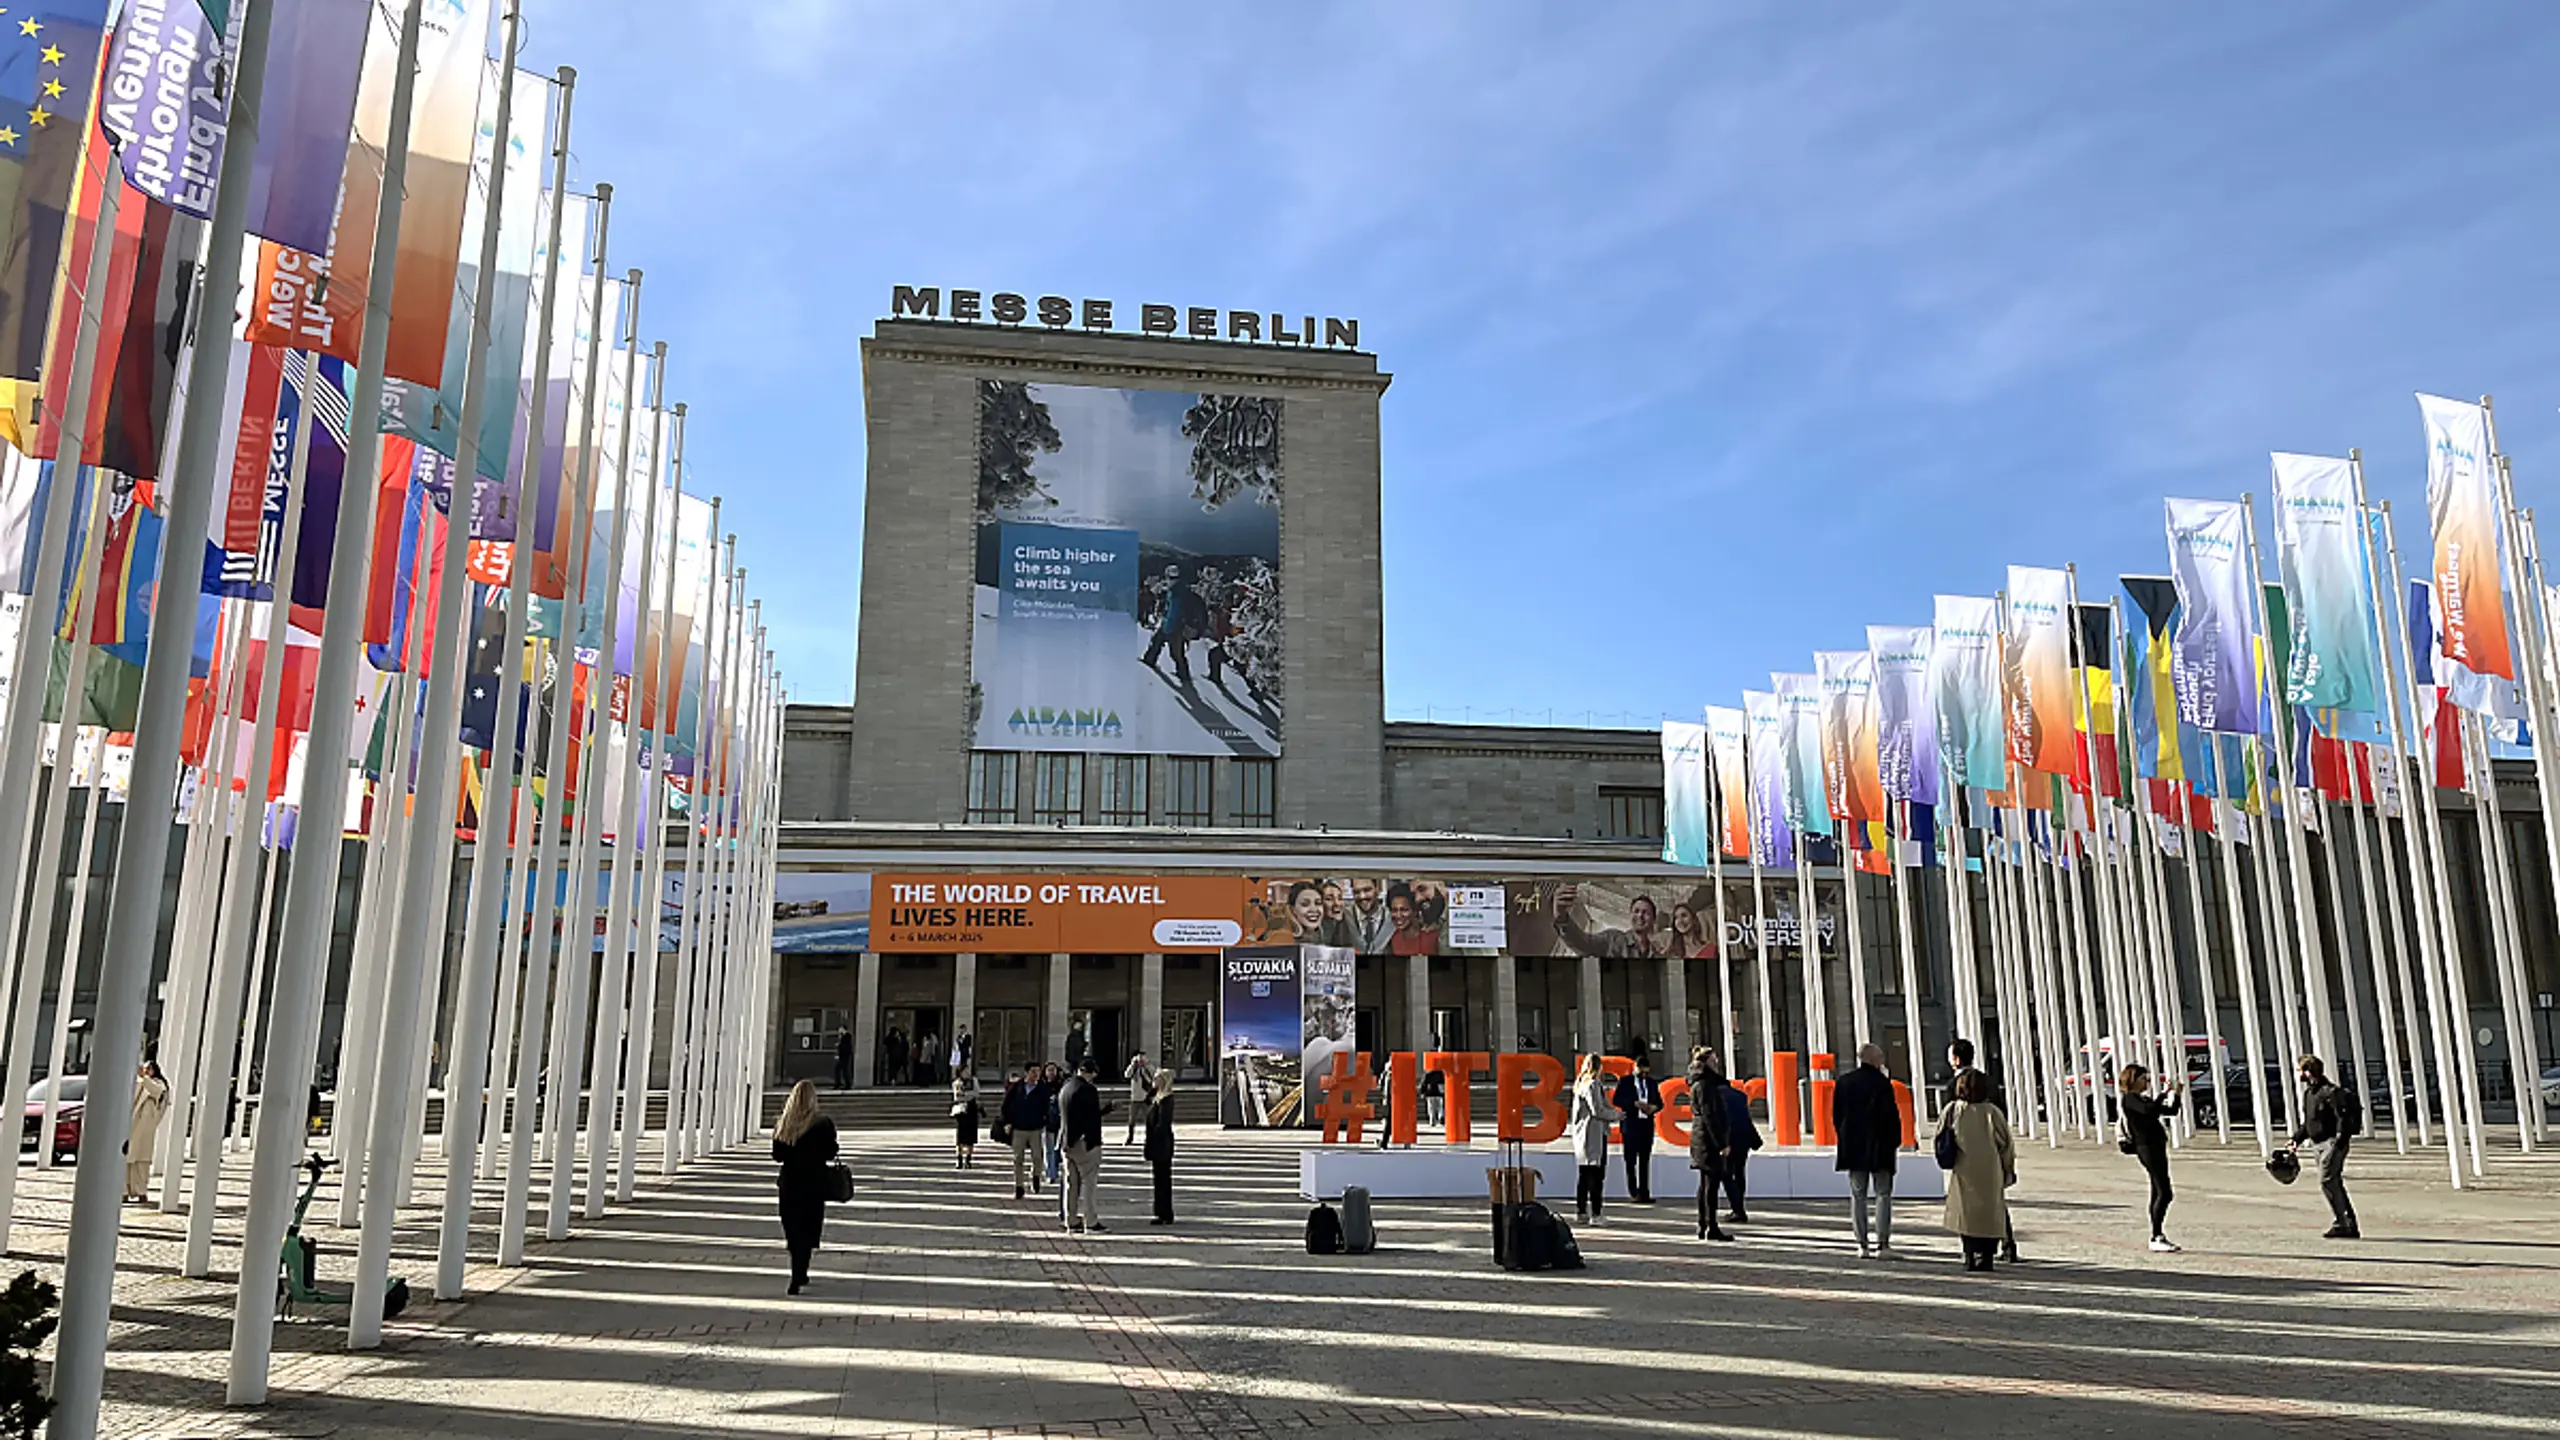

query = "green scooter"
[[278, 1153, 410, 1321]]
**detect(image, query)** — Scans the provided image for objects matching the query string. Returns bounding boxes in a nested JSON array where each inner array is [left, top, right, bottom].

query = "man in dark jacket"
[[1003, 1069, 1051, 1199], [1611, 1054, 1663, 1202], [1143, 1076, 1177, 1225], [1057, 1060, 1114, 1233], [1833, 1044, 1903, 1258], [2288, 1054, 2360, 1239], [832, 1028, 853, 1090]]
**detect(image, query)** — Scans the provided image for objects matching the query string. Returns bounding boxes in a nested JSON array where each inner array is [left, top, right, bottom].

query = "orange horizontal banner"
[[872, 873, 1249, 953]]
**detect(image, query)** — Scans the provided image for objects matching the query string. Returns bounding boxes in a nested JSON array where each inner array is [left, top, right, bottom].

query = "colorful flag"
[[1930, 594, 2002, 790], [1705, 703, 1749, 861], [1815, 649, 1884, 824], [1772, 670, 1830, 839], [100, 0, 228, 216], [2409, 575, 2523, 733], [1868, 623, 1937, 807], [286, 354, 352, 628], [2164, 498, 2260, 736], [2417, 393, 2512, 682], [2003, 566, 2075, 776], [22, 131, 139, 462], [100, 197, 202, 477], [244, 0, 492, 384], [2270, 452, 2380, 714], [2070, 602, 2122, 797], [1660, 720, 1711, 868], [240, 0, 371, 256], [0, 1, 114, 443], [1742, 689, 1793, 870], [2122, 575, 2183, 782]]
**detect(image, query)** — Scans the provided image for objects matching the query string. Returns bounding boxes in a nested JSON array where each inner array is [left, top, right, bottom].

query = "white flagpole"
[[183, 349, 320, 1271], [0, 147, 130, 1252], [2360, 762, 2430, 1146], [441, 57, 576, 1259], [699, 553, 746, 1146], [2214, 798, 2277, 1155], [500, 185, 616, 1266], [2457, 710, 2537, 1153], [663, 495, 719, 1172], [38, 730, 113, 1165], [226, 0, 433, 1399], [1746, 787, 1775, 1099], [2243, 508, 2338, 1092], [2480, 403, 2554, 1139], [1888, 798, 1924, 1101], [2378, 501, 2487, 1176], [619, 422, 685, 1198], [1841, 846, 1872, 1053], [2339, 777, 2411, 1153], [2314, 788, 2385, 1145], [1707, 774, 1735, 1072], [585, 349, 669, 1218], [348, 2, 533, 1343], [2178, 788, 2232, 1142], [333, 668, 415, 1217], [480, 716, 537, 1179]]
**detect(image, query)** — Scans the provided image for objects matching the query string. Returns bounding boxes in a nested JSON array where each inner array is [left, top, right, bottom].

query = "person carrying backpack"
[[2287, 1054, 2361, 1239]]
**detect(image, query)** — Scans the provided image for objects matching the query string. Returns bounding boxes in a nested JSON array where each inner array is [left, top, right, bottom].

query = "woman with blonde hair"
[[1566, 1052, 1618, 1225], [773, 1080, 840, 1294]]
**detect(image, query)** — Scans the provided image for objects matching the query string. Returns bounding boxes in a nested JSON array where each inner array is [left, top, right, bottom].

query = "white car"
[[2539, 1067, 2560, 1112]]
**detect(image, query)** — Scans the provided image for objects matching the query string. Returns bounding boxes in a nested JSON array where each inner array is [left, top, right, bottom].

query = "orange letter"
[[1891, 1078, 1916, 1149], [1770, 1051, 1800, 1146], [1597, 1054, 1635, 1142], [1424, 1050, 1489, 1143], [1656, 1076, 1693, 1148], [1315, 1051, 1375, 1143], [1496, 1052, 1568, 1143], [1389, 1051, 1419, 1146]]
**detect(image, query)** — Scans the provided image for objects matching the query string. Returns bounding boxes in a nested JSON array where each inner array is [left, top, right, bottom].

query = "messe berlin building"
[[767, 293, 2557, 1106], [770, 295, 1948, 1093]]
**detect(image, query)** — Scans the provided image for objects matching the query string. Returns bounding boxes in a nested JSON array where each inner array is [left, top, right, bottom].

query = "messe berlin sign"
[[889, 286, 1362, 350]]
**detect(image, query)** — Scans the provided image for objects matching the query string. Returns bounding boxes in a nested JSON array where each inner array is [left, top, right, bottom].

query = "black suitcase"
[[1341, 1185, 1376, 1254], [1503, 1201, 1560, 1271]]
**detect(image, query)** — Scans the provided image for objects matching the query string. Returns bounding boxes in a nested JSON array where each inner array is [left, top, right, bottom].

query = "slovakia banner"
[[1660, 720, 1712, 869], [1931, 595, 2003, 790], [2418, 393, 2512, 682], [1868, 624, 1937, 806], [2003, 566, 2077, 775], [1706, 704, 1750, 861], [2164, 499, 2260, 736], [1743, 690, 1793, 869], [1773, 671, 1830, 838], [1815, 650, 1884, 825], [2271, 453, 2380, 713]]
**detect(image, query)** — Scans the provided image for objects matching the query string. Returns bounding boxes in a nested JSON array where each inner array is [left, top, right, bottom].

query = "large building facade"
[[768, 300, 2559, 1118]]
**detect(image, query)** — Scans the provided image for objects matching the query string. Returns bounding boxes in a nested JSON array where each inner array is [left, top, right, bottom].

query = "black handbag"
[[825, 1163, 854, 1202], [1933, 1121, 1962, 1171]]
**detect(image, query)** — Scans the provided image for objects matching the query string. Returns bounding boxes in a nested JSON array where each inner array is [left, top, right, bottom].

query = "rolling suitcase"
[[1341, 1185, 1376, 1254]]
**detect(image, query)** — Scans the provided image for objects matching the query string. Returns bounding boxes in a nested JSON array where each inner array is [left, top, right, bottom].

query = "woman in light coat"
[[950, 1065, 981, 1169], [125, 1059, 169, 1203], [1934, 1067, 2017, 1272], [1566, 1053, 1617, 1225]]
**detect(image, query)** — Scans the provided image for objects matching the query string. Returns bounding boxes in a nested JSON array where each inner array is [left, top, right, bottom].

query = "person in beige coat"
[[1934, 1068, 2016, 1272], [125, 1059, 170, 1203]]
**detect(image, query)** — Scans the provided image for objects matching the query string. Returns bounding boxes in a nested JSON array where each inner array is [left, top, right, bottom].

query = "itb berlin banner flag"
[[2003, 566, 2076, 776], [1931, 595, 2003, 789], [2271, 452, 2380, 713], [1706, 704, 1750, 860], [1869, 624, 1937, 806], [2165, 499, 2261, 736], [2418, 393, 2512, 681], [100, 0, 230, 217], [1743, 691, 1793, 869], [1660, 720, 1711, 868]]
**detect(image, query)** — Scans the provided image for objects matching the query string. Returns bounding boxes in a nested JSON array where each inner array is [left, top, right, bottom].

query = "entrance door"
[[881, 1006, 948, 1086], [1162, 1005, 1211, 1080], [974, 1007, 1036, 1075], [1068, 1008, 1124, 1077]]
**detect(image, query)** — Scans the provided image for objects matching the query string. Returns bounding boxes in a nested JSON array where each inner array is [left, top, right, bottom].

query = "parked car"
[[2539, 1066, 2560, 1113], [22, 1075, 85, 1157], [2187, 1063, 2292, 1130]]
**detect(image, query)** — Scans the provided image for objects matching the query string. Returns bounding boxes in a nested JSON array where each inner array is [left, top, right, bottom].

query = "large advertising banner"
[[1219, 945, 1357, 1128], [972, 380, 1282, 757], [872, 873, 1246, 953], [1238, 876, 1506, 955], [1504, 878, 1837, 958]]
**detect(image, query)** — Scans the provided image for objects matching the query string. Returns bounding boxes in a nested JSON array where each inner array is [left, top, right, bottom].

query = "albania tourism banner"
[[1867, 624, 1937, 806], [973, 381, 1282, 757], [1659, 720, 1712, 867], [2003, 566, 2077, 775], [1742, 690, 1793, 868], [2417, 393, 2512, 682], [1772, 672, 1829, 837], [1931, 595, 2003, 790], [2271, 453, 2380, 713], [1814, 650, 1883, 824], [1219, 945, 1356, 1128], [1705, 705, 1750, 860], [2164, 499, 2261, 735]]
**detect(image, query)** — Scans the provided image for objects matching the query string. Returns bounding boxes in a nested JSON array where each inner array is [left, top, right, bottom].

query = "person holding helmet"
[[2287, 1054, 2361, 1239]]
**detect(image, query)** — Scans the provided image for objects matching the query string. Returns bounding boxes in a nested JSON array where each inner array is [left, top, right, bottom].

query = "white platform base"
[[1298, 1143, 1944, 1202]]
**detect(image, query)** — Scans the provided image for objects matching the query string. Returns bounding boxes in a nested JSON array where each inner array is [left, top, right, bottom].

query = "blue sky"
[[527, 1, 2560, 723]]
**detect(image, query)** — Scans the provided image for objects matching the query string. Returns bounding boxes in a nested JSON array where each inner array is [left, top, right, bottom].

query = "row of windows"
[[968, 752, 1276, 827]]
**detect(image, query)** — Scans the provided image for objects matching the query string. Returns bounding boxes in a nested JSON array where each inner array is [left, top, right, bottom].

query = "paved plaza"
[[11, 1118, 2560, 1438]]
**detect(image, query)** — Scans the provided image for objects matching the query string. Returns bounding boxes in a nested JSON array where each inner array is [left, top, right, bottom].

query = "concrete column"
[[1494, 953, 1518, 1056], [1405, 954, 1431, 1053], [851, 953, 880, 1088], [1579, 954, 1605, 1056], [1138, 953, 1164, 1069], [1046, 952, 1071, 1065], [1663, 955, 1692, 1068], [952, 952, 978, 1066]]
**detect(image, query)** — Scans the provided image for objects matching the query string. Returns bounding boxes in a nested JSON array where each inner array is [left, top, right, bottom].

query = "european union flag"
[[0, 3, 113, 406]]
